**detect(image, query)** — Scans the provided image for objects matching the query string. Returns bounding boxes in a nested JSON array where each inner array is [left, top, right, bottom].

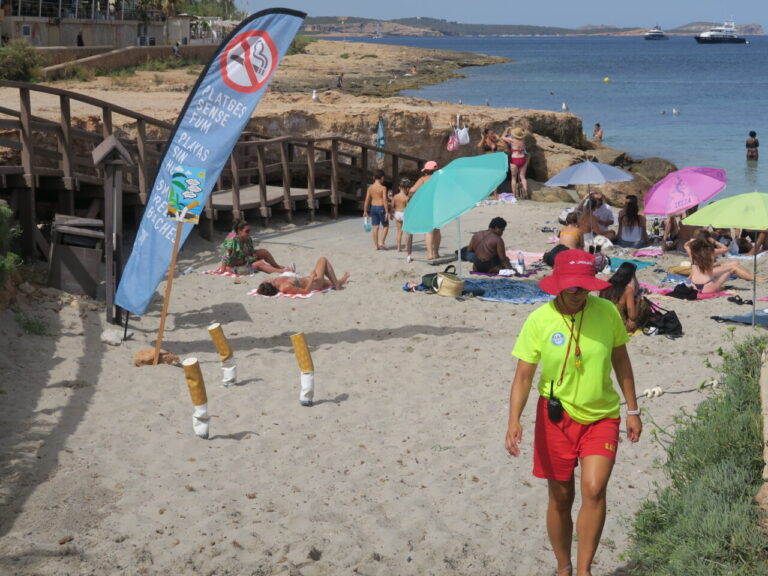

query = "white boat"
[[694, 21, 747, 44], [644, 26, 668, 40]]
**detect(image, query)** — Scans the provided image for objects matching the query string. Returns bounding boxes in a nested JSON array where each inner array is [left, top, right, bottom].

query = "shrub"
[[14, 311, 49, 336], [628, 335, 768, 575], [0, 202, 21, 289], [286, 35, 317, 56], [0, 40, 44, 81]]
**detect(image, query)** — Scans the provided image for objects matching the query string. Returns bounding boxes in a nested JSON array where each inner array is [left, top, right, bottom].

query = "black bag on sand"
[[421, 265, 456, 290], [669, 283, 698, 300], [543, 244, 569, 267], [644, 303, 683, 339]]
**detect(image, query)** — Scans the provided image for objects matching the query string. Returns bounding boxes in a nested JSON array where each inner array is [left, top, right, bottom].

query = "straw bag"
[[434, 271, 465, 297]]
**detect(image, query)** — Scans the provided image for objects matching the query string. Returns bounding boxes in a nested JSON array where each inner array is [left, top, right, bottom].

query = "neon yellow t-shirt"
[[512, 295, 629, 424]]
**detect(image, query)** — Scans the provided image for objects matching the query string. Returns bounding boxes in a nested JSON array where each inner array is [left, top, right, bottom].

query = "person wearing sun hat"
[[409, 160, 442, 260], [505, 249, 642, 576], [501, 126, 530, 199]]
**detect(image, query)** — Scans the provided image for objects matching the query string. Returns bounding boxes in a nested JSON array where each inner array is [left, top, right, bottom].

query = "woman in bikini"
[[255, 257, 350, 296], [685, 234, 765, 294], [502, 126, 529, 199], [600, 262, 649, 332], [746, 130, 759, 160]]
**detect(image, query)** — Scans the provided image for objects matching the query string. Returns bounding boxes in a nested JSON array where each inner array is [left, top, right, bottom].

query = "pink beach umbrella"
[[643, 166, 727, 216]]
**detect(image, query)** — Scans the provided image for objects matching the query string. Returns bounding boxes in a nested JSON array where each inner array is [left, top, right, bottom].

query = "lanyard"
[[556, 299, 586, 386]]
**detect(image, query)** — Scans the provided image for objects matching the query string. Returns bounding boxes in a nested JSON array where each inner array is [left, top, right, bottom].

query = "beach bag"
[[455, 115, 470, 146], [645, 304, 683, 338], [421, 265, 456, 290], [447, 132, 459, 152], [669, 283, 698, 300], [434, 271, 465, 297]]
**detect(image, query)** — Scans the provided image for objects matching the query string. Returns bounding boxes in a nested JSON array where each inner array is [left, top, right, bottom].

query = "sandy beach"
[[0, 196, 761, 575]]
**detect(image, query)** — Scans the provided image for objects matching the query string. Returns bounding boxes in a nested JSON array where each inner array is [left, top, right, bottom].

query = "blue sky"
[[236, 1, 766, 29]]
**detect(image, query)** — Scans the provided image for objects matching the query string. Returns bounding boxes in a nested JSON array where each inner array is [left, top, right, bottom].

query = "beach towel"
[[633, 248, 663, 258], [470, 268, 538, 279], [726, 251, 768, 261], [658, 273, 692, 285], [505, 250, 544, 266], [609, 257, 656, 272], [248, 287, 331, 299], [203, 269, 256, 278], [640, 282, 731, 300], [711, 310, 768, 326], [476, 193, 517, 207], [462, 278, 553, 304]]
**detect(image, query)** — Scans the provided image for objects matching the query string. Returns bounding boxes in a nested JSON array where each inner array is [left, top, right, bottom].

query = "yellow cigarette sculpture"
[[290, 332, 315, 406], [290, 332, 315, 372], [182, 357, 209, 439], [208, 322, 233, 362]]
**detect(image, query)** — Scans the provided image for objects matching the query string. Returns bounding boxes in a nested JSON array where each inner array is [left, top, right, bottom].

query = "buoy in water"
[[603, 77, 611, 83]]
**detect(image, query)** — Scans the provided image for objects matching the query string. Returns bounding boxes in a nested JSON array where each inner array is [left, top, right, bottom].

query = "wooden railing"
[[0, 81, 426, 257]]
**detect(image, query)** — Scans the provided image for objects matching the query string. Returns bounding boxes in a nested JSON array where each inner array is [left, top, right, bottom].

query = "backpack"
[[669, 283, 698, 300]]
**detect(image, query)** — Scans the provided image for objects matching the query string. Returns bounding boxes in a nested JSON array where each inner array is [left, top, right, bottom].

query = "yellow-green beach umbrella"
[[683, 191, 768, 326]]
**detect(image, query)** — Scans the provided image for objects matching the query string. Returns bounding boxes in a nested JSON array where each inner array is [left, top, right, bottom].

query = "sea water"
[[354, 35, 768, 202]]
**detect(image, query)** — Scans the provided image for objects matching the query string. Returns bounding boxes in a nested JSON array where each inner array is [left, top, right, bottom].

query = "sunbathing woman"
[[599, 262, 649, 332], [256, 257, 350, 296], [685, 237, 766, 294], [216, 218, 292, 275]]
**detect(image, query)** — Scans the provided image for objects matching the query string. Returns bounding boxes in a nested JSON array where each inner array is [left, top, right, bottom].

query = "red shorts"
[[533, 396, 620, 481]]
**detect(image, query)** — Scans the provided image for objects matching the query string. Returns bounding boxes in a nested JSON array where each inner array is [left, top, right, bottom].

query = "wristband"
[[626, 408, 641, 416]]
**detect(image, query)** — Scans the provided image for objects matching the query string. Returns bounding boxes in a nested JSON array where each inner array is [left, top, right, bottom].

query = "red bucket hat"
[[539, 249, 611, 295]]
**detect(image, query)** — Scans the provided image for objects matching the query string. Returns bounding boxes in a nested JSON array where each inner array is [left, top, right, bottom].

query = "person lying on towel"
[[256, 257, 350, 296]]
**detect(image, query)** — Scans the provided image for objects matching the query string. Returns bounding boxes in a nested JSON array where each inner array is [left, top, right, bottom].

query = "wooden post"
[[59, 95, 75, 210], [306, 141, 316, 221], [359, 145, 369, 200], [280, 140, 293, 222], [255, 143, 269, 222], [19, 87, 36, 260], [330, 139, 339, 218], [153, 220, 183, 365]]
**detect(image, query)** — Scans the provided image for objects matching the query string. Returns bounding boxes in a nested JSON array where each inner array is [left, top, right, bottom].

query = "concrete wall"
[[41, 44, 219, 80]]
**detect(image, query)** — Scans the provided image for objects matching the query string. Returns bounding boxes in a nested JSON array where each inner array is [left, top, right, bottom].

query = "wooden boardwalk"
[[0, 80, 426, 260]]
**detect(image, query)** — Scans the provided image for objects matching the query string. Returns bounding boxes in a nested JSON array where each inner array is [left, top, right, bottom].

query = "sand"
[[0, 197, 761, 575]]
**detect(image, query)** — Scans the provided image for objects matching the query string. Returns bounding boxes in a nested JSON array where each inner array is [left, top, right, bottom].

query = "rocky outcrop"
[[248, 92, 676, 206]]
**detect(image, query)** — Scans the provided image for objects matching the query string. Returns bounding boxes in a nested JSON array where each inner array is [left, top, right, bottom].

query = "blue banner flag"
[[116, 8, 306, 315]]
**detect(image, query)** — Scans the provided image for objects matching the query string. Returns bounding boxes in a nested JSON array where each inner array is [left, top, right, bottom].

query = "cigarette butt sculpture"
[[290, 332, 315, 406], [208, 322, 236, 386], [182, 357, 210, 439]]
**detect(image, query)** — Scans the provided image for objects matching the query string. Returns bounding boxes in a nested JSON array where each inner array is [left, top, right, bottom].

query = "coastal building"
[[0, 0, 228, 48]]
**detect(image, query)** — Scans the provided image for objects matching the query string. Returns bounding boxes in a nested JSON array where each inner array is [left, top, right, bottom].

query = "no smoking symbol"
[[220, 30, 278, 93]]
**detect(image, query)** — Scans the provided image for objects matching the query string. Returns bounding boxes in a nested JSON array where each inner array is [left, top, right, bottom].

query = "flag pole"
[[153, 219, 184, 365]]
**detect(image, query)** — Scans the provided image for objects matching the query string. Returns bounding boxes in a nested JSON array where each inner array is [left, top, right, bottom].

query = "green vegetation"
[[286, 35, 318, 56], [628, 335, 768, 575], [0, 40, 44, 81], [339, 53, 350, 59], [14, 311, 49, 336], [359, 54, 378, 59], [0, 202, 21, 290]]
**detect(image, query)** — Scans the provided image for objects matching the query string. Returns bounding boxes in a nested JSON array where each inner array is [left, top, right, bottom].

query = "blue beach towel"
[[463, 278, 554, 304], [609, 257, 656, 272], [712, 310, 768, 326], [659, 273, 693, 285]]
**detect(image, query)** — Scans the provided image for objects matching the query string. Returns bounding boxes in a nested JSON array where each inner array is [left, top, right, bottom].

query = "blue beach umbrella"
[[376, 118, 385, 160], [404, 152, 508, 275], [545, 160, 633, 188]]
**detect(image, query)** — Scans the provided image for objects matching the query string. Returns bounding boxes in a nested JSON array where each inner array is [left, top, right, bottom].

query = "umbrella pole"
[[753, 253, 757, 328], [456, 218, 462, 277]]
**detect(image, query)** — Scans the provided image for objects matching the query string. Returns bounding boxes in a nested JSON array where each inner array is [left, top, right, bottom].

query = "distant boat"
[[644, 25, 668, 40], [694, 21, 747, 44]]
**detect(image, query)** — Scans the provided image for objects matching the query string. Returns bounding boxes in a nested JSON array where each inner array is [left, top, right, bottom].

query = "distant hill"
[[302, 16, 764, 37]]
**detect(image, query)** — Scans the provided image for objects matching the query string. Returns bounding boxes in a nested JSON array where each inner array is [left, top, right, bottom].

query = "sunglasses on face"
[[564, 286, 588, 294]]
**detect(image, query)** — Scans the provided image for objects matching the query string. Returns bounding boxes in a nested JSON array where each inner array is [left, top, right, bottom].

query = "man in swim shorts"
[[363, 170, 390, 250], [468, 217, 512, 274]]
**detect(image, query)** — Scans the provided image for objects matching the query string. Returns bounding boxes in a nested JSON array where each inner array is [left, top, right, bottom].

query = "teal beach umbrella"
[[403, 152, 508, 275], [376, 118, 385, 160], [683, 191, 768, 326]]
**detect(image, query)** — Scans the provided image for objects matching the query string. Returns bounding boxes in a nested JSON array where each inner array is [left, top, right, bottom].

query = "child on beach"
[[391, 178, 411, 252], [363, 170, 390, 250]]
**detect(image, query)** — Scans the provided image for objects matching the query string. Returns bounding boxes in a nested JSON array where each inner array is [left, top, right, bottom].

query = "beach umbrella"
[[403, 152, 508, 275], [376, 118, 385, 160], [643, 167, 727, 216], [544, 160, 633, 188], [682, 191, 768, 326]]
